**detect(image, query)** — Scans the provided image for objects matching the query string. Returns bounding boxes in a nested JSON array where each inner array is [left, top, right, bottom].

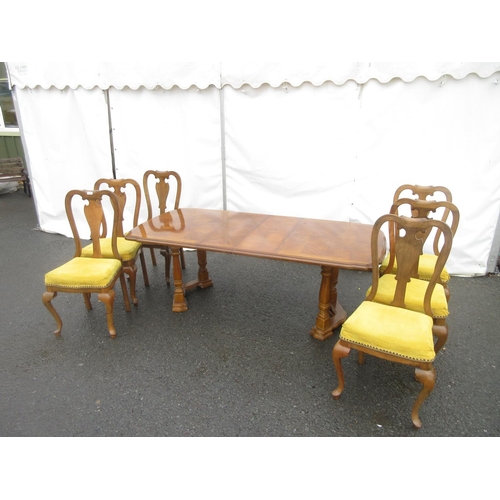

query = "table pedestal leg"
[[310, 266, 347, 341], [184, 249, 214, 291], [172, 248, 214, 312], [171, 246, 188, 312]]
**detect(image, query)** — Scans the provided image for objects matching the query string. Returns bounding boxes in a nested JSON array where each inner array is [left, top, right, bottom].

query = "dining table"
[[125, 208, 386, 341]]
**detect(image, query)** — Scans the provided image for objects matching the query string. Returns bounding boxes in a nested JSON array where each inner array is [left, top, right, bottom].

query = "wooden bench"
[[0, 157, 31, 196]]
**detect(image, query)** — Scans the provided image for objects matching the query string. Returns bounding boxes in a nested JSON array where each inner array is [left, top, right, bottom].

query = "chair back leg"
[[139, 249, 150, 287], [432, 319, 448, 353], [149, 248, 157, 266], [160, 248, 171, 285], [83, 293, 92, 310], [123, 262, 139, 306], [180, 248, 186, 269], [119, 273, 132, 312]]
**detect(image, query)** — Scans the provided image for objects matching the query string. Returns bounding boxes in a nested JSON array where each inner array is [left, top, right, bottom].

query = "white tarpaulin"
[[8, 62, 500, 276], [13, 84, 223, 235], [13, 86, 112, 234], [109, 86, 223, 223]]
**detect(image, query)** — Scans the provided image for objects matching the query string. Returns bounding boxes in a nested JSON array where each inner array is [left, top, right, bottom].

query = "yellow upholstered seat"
[[368, 274, 449, 318], [340, 301, 435, 362], [331, 212, 454, 428], [45, 257, 122, 288], [82, 237, 141, 261]]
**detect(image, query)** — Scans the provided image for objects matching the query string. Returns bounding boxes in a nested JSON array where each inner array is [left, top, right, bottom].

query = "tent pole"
[[105, 89, 117, 179], [487, 209, 500, 274], [219, 85, 227, 210]]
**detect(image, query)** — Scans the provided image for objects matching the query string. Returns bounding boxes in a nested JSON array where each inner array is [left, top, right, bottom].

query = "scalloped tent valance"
[[7, 62, 500, 90]]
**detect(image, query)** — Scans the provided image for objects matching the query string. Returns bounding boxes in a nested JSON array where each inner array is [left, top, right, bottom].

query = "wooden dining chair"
[[332, 213, 453, 429], [142, 170, 184, 285], [80, 178, 149, 306], [370, 198, 458, 354], [382, 196, 460, 302], [43, 190, 131, 339]]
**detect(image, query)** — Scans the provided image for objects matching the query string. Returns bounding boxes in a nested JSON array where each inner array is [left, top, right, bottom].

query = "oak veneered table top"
[[126, 208, 385, 270]]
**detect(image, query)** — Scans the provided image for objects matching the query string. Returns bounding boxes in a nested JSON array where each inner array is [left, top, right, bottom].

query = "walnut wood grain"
[[126, 208, 385, 340]]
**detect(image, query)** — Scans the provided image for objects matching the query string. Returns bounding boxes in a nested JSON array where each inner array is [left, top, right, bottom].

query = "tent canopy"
[[8, 62, 500, 89], [8, 62, 500, 277]]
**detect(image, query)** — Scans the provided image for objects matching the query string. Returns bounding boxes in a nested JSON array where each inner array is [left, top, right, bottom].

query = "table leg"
[[171, 248, 214, 313], [184, 249, 214, 291], [310, 266, 347, 341], [171, 246, 188, 312]]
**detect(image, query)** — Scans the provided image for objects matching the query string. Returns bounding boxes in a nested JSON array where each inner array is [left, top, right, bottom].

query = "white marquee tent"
[[7, 62, 500, 276]]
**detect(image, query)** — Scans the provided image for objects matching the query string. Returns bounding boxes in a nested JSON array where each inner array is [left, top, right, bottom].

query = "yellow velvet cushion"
[[340, 301, 436, 362], [81, 237, 141, 261], [45, 257, 122, 288], [368, 274, 449, 318], [380, 253, 450, 283]]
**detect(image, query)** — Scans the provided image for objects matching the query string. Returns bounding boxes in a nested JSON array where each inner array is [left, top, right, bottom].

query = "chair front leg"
[[332, 340, 351, 399], [42, 291, 63, 336], [412, 365, 436, 429], [98, 289, 117, 338]]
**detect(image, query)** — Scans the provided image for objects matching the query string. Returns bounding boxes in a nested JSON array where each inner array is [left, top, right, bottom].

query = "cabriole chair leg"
[[42, 291, 63, 336], [98, 290, 117, 339], [412, 365, 436, 429], [332, 341, 351, 399]]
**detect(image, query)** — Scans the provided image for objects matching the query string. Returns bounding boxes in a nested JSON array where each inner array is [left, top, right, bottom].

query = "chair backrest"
[[65, 189, 122, 260], [368, 213, 453, 317], [389, 197, 459, 259], [143, 170, 182, 219], [393, 184, 452, 204], [393, 184, 453, 230], [94, 178, 141, 237]]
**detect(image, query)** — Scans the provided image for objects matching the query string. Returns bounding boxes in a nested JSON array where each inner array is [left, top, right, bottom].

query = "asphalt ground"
[[1, 189, 499, 439]]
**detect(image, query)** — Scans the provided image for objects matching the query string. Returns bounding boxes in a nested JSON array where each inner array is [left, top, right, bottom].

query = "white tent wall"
[[223, 81, 358, 221], [222, 73, 500, 276], [108, 85, 223, 229], [13, 86, 113, 236], [7, 63, 500, 276], [351, 74, 500, 276], [12, 84, 224, 236]]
